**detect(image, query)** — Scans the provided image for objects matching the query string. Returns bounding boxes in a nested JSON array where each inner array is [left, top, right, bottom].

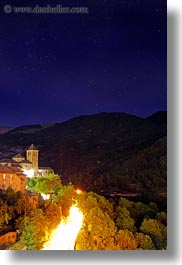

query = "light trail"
[[42, 205, 83, 250]]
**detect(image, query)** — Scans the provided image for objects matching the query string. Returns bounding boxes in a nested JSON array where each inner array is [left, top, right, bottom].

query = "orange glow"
[[76, 189, 82, 194], [42, 205, 83, 250]]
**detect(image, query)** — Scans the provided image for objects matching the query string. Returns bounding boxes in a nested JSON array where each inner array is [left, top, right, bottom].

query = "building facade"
[[0, 144, 54, 179], [26, 144, 39, 175], [0, 166, 26, 192], [38, 167, 54, 176]]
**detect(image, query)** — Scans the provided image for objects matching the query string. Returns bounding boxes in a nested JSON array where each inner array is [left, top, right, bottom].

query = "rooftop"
[[20, 159, 32, 164], [38, 167, 53, 170], [12, 153, 25, 158], [0, 159, 21, 167], [28, 144, 38, 150], [0, 165, 22, 174]]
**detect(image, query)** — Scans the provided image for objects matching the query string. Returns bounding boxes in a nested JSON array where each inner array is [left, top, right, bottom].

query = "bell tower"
[[26, 144, 39, 176]]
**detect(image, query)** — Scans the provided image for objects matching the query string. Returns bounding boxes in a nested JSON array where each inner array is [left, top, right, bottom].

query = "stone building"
[[38, 167, 54, 176], [0, 165, 26, 192], [26, 144, 39, 175], [0, 144, 54, 178]]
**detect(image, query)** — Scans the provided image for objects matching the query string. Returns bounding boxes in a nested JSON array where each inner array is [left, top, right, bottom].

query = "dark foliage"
[[0, 112, 167, 201]]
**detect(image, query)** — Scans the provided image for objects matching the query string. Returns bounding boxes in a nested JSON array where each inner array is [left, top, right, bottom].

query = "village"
[[0, 144, 55, 249]]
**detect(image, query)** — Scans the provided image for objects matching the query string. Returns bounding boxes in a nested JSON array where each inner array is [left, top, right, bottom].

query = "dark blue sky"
[[0, 0, 167, 126]]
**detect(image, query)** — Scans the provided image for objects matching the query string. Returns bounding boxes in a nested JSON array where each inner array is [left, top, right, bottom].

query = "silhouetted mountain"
[[0, 112, 167, 198], [146, 111, 167, 125], [0, 126, 14, 135]]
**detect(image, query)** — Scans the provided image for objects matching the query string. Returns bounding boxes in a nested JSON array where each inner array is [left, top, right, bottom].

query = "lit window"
[[3, 174, 6, 179]]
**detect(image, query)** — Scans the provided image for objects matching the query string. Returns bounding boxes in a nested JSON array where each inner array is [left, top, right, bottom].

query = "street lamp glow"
[[76, 189, 82, 195]]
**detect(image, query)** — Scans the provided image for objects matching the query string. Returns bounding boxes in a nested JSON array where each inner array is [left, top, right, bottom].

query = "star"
[[87, 80, 94, 88], [0, 0, 167, 126], [106, 16, 111, 21], [25, 41, 30, 46], [16, 89, 21, 95], [28, 53, 33, 58]]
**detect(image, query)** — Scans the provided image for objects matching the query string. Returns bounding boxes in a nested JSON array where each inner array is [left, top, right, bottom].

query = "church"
[[0, 144, 54, 178]]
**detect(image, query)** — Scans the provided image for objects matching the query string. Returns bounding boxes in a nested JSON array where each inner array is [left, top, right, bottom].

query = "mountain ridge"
[[0, 111, 167, 198]]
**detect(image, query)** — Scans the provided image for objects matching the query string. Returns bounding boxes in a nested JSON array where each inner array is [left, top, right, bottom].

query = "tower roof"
[[28, 144, 38, 150]]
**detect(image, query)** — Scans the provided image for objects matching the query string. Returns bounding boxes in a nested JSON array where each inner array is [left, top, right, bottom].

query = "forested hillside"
[[0, 112, 167, 201]]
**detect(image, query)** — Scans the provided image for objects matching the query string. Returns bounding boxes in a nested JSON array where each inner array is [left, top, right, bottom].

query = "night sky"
[[0, 0, 167, 126]]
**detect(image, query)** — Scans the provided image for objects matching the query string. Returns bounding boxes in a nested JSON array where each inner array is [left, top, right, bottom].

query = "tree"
[[76, 206, 117, 250], [119, 197, 134, 210], [20, 209, 48, 250], [84, 192, 114, 219], [6, 187, 17, 206], [135, 233, 155, 250], [41, 200, 62, 231], [157, 211, 167, 226], [115, 230, 137, 250], [129, 202, 156, 228], [0, 200, 14, 230], [75, 192, 117, 250], [115, 206, 136, 232], [140, 218, 167, 249], [27, 174, 61, 196], [52, 185, 75, 216]]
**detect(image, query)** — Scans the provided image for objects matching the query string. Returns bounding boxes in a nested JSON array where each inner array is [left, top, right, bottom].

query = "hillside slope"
[[0, 112, 167, 196]]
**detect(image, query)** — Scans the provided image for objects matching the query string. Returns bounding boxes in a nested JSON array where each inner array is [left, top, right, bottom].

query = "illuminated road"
[[42, 206, 83, 250]]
